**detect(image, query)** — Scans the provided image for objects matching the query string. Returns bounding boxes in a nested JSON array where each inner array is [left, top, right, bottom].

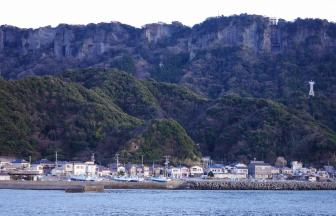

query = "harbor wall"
[[1, 180, 336, 191], [186, 180, 336, 190], [0, 180, 184, 190]]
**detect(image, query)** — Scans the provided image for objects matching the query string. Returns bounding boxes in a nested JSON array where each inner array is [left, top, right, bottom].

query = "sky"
[[0, 0, 335, 28]]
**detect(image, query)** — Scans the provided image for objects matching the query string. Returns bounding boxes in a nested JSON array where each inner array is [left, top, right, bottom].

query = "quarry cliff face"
[[0, 15, 335, 79]]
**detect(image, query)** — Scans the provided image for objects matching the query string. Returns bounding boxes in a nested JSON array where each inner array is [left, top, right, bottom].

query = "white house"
[[168, 167, 182, 179], [232, 163, 248, 178], [189, 166, 204, 177], [291, 161, 303, 172], [97, 166, 111, 177], [85, 161, 97, 176], [51, 161, 73, 176], [72, 162, 87, 176], [0, 156, 15, 169], [11, 159, 30, 169], [180, 167, 189, 178], [206, 164, 225, 175], [29, 164, 44, 175]]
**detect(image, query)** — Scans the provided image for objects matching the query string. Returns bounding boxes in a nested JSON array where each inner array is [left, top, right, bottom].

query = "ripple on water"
[[0, 190, 335, 216]]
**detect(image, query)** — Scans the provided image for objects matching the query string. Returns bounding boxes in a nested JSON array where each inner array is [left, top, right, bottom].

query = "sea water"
[[0, 189, 335, 216]]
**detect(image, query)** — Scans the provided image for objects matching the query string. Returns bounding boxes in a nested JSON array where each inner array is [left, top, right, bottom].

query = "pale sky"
[[0, 0, 335, 28]]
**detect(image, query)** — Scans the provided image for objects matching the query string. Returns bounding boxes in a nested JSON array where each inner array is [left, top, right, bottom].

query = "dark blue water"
[[0, 189, 335, 216]]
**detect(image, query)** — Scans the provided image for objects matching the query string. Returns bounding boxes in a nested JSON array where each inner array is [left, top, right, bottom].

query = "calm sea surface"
[[0, 189, 335, 216]]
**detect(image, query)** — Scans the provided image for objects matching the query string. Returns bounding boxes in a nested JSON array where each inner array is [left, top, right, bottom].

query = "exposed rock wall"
[[0, 15, 335, 79]]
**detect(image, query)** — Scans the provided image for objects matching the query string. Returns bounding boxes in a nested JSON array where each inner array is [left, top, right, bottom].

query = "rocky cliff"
[[1, 15, 335, 79]]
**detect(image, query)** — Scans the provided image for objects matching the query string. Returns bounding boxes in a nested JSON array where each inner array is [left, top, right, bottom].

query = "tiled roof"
[[11, 159, 28, 163], [208, 164, 225, 169]]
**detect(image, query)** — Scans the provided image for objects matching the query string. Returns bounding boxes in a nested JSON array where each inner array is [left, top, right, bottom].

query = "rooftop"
[[12, 159, 28, 163]]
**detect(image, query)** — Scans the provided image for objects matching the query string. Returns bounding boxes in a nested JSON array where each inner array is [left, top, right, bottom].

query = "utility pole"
[[141, 155, 144, 166], [164, 156, 170, 177], [115, 153, 119, 168], [91, 153, 95, 163], [55, 151, 58, 167], [152, 161, 155, 177], [29, 155, 32, 164]]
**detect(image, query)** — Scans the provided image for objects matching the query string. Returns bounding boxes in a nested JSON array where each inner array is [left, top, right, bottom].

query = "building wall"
[[248, 163, 272, 179]]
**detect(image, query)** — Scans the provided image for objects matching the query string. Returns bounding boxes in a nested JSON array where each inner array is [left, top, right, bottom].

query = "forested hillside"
[[1, 14, 336, 165]]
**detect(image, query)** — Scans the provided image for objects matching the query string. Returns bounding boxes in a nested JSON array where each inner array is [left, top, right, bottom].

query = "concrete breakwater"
[[186, 180, 336, 190], [0, 180, 184, 191], [1, 180, 336, 191]]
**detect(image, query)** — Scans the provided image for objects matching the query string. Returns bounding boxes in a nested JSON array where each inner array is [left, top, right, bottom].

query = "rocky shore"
[[186, 180, 336, 190]]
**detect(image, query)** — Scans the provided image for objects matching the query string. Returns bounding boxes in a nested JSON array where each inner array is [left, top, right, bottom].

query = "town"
[[0, 154, 335, 184]]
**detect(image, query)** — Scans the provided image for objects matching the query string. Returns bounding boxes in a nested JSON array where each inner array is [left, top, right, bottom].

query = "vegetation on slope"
[[1, 68, 336, 165], [0, 76, 141, 160], [123, 119, 201, 165]]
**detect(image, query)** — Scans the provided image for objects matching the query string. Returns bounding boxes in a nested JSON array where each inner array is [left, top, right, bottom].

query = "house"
[[125, 164, 148, 176], [308, 175, 317, 182], [125, 164, 136, 176], [85, 161, 96, 176], [271, 166, 280, 175], [0, 156, 15, 169], [97, 166, 111, 177], [51, 161, 73, 176], [150, 165, 164, 177], [317, 170, 329, 181], [29, 164, 44, 175], [206, 164, 225, 175], [309, 167, 317, 174], [189, 166, 203, 177], [109, 163, 126, 175], [180, 166, 189, 178], [71, 162, 87, 176], [11, 159, 30, 169], [142, 166, 150, 177], [281, 167, 293, 175], [131, 165, 150, 177], [33, 159, 54, 167], [248, 160, 272, 179], [291, 161, 303, 172], [324, 166, 335, 176], [168, 167, 182, 178], [232, 163, 248, 178], [167, 166, 191, 179], [0, 173, 10, 181], [202, 156, 211, 169], [32, 159, 55, 174]]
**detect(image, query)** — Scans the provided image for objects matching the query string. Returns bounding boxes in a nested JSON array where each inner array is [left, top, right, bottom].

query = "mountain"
[[0, 73, 200, 164], [1, 14, 336, 165], [1, 69, 335, 165]]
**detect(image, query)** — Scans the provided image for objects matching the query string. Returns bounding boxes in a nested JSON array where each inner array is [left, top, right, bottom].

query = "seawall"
[[186, 180, 336, 190], [0, 180, 184, 190], [1, 180, 336, 191]]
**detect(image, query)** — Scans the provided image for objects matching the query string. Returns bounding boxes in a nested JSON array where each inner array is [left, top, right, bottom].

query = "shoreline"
[[1, 180, 336, 191]]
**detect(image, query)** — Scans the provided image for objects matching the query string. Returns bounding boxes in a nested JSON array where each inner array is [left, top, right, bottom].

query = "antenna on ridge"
[[309, 80, 315, 97]]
